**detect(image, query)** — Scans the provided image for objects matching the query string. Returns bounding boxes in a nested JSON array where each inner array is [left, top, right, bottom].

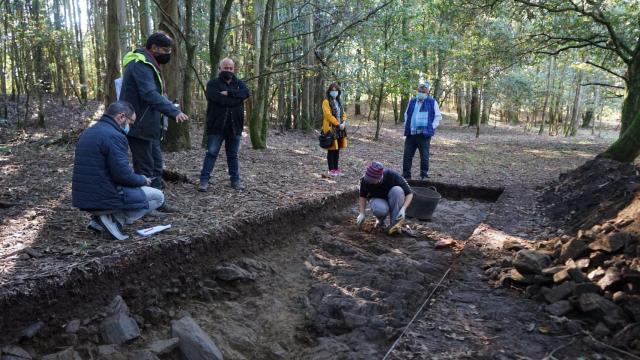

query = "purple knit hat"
[[363, 161, 384, 183]]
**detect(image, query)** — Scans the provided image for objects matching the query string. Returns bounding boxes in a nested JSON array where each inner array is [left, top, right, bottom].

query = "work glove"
[[396, 208, 406, 221], [356, 213, 365, 227]]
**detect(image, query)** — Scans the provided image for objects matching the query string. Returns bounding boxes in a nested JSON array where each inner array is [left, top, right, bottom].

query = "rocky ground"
[[3, 97, 636, 359]]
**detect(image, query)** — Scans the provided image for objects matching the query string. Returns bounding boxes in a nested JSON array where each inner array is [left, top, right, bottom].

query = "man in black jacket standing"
[[120, 32, 189, 211], [198, 57, 251, 192]]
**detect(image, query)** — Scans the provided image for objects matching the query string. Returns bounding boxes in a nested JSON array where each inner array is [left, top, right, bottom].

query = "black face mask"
[[155, 53, 171, 64], [220, 71, 234, 81]]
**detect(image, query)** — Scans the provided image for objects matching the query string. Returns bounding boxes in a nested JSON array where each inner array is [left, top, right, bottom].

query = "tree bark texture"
[[158, 0, 191, 152]]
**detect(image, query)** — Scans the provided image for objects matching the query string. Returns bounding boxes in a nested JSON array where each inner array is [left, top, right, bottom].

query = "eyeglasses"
[[121, 113, 135, 122]]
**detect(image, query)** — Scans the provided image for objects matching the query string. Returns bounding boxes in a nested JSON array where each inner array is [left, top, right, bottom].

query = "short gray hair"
[[418, 81, 430, 90], [105, 101, 135, 117]]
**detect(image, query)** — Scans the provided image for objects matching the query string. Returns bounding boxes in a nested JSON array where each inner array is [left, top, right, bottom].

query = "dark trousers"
[[327, 150, 340, 171], [128, 136, 164, 189], [402, 135, 431, 179]]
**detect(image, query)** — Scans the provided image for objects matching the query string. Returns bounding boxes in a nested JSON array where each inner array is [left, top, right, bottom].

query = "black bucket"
[[406, 186, 441, 220]]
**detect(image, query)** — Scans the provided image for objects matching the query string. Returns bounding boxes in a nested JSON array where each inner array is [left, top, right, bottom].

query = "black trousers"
[[327, 150, 340, 171], [128, 136, 163, 189]]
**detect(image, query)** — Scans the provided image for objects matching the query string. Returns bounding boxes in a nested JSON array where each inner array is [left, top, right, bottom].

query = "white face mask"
[[416, 92, 427, 100]]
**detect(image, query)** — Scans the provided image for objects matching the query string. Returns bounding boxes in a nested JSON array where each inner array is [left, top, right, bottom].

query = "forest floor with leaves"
[[1, 98, 634, 359]]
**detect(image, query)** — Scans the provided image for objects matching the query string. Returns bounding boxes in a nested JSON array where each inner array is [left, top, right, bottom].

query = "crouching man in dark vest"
[[72, 101, 164, 240]]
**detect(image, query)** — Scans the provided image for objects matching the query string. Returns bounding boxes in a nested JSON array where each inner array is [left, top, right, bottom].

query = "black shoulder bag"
[[319, 128, 335, 149]]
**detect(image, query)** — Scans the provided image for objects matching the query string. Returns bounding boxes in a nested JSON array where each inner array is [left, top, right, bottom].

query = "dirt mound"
[[540, 157, 640, 232], [487, 159, 640, 355]]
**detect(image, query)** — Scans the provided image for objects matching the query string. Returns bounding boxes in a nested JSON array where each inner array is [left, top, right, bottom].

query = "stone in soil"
[[559, 238, 589, 262], [545, 300, 573, 316], [147, 338, 179, 355], [572, 282, 601, 296], [544, 281, 574, 303], [106, 296, 130, 316], [99, 313, 141, 345], [567, 268, 589, 283], [1, 345, 32, 359], [589, 232, 628, 253], [502, 238, 523, 251], [171, 316, 224, 360], [589, 251, 608, 268], [597, 267, 622, 291], [577, 293, 628, 328], [20, 321, 44, 340], [41, 347, 82, 360], [127, 350, 159, 360], [65, 320, 81, 334], [213, 264, 256, 282], [513, 250, 551, 274]]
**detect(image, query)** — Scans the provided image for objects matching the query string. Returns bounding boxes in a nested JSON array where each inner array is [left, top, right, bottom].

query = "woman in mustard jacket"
[[322, 83, 347, 177]]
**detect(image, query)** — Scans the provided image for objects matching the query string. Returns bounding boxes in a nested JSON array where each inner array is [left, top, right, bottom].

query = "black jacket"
[[120, 48, 180, 141], [206, 74, 251, 137]]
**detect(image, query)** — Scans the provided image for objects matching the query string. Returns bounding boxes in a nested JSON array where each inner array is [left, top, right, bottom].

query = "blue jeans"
[[402, 135, 431, 179], [199, 134, 241, 183]]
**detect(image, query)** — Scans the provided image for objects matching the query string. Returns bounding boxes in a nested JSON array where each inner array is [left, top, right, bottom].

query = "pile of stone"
[[486, 218, 640, 350], [0, 296, 224, 360]]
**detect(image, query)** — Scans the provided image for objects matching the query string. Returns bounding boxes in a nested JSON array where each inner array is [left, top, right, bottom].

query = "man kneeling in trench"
[[72, 101, 165, 241], [356, 161, 414, 235]]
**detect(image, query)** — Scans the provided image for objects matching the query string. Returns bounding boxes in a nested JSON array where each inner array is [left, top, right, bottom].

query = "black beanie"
[[146, 32, 173, 49]]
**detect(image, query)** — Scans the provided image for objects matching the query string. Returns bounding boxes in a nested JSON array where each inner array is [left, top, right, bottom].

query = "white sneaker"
[[97, 214, 129, 241], [336, 169, 345, 176], [87, 217, 104, 232]]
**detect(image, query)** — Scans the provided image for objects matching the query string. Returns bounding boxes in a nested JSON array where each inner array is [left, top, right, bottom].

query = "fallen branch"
[[583, 330, 640, 360]]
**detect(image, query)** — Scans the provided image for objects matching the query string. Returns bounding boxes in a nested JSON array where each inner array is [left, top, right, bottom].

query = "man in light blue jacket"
[[402, 82, 442, 180]]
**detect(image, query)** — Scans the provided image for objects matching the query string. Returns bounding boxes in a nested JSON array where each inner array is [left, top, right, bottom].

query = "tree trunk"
[[90, 0, 105, 100], [182, 0, 195, 118], [1, 3, 7, 118], [480, 89, 491, 124], [211, 0, 235, 78], [456, 86, 465, 125], [619, 55, 640, 135], [469, 84, 480, 126], [400, 94, 409, 123], [32, 0, 45, 127], [105, 0, 121, 105], [140, 0, 152, 39], [299, 7, 313, 131], [567, 71, 582, 137], [72, 0, 88, 100], [259, 0, 276, 144], [158, 0, 190, 152], [602, 110, 640, 162], [249, 0, 275, 149], [464, 84, 472, 124], [592, 84, 601, 136], [539, 57, 554, 135], [117, 0, 129, 55]]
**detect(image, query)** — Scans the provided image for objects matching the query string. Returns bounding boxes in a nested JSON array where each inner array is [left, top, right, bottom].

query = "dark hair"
[[326, 83, 341, 102], [105, 101, 135, 117], [146, 32, 173, 49]]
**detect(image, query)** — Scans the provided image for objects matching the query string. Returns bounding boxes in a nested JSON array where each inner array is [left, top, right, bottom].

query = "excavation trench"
[[1, 183, 502, 359]]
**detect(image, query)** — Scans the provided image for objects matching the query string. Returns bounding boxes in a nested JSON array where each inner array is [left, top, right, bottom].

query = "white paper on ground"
[[137, 224, 171, 237]]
